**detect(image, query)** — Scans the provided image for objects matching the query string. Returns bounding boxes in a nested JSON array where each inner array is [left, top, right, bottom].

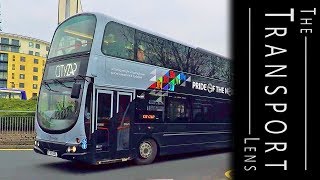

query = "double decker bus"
[[34, 13, 232, 165]]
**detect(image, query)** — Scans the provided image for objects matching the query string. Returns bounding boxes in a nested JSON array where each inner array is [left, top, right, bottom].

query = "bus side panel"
[[185, 123, 232, 145], [161, 123, 188, 146], [159, 141, 231, 156], [158, 123, 232, 156]]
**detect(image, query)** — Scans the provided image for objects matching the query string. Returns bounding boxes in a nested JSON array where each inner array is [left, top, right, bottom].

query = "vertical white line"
[[92, 86, 96, 133], [249, 8, 251, 135], [305, 36, 307, 171]]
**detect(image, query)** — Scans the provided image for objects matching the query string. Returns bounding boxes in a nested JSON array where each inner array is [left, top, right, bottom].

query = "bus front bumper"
[[33, 141, 93, 163]]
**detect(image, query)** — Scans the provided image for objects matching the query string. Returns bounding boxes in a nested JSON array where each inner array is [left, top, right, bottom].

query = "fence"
[[0, 116, 35, 134], [0, 116, 35, 146]]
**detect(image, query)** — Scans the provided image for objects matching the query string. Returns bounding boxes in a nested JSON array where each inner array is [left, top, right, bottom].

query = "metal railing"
[[0, 116, 35, 134]]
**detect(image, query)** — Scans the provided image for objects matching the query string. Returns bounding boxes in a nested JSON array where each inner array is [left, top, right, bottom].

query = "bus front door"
[[94, 89, 133, 160], [95, 90, 114, 153]]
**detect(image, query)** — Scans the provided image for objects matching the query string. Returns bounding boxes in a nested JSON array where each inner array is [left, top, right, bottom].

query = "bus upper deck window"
[[102, 22, 135, 60], [48, 14, 96, 58]]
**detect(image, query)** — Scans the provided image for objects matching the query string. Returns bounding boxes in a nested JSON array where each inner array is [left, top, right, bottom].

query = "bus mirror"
[[71, 83, 81, 98]]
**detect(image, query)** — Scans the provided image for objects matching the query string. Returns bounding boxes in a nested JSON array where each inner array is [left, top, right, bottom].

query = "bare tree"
[[114, 25, 232, 82]]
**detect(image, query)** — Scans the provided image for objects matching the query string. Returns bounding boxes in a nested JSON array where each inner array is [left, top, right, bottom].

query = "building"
[[58, 0, 82, 24], [0, 32, 50, 99]]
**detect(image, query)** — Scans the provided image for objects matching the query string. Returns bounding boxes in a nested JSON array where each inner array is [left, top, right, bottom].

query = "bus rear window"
[[48, 14, 96, 58]]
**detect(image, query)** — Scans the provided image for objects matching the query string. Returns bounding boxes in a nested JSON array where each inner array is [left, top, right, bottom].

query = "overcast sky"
[[1, 0, 230, 57]]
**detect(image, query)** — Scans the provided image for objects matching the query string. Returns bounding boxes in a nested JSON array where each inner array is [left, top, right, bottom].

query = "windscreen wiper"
[[74, 74, 91, 83], [53, 79, 72, 89], [42, 82, 58, 92]]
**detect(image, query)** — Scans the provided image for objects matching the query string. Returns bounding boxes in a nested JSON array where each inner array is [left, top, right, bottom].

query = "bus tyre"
[[134, 139, 157, 165]]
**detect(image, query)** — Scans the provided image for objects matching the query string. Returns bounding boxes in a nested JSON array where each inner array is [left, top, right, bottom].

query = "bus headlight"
[[71, 146, 77, 152], [67, 146, 77, 153]]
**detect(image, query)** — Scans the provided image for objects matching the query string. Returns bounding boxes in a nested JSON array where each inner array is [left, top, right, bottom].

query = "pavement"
[[0, 149, 232, 180], [0, 145, 33, 149]]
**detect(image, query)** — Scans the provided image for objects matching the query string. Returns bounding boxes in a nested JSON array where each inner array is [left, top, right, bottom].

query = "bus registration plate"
[[47, 150, 57, 157]]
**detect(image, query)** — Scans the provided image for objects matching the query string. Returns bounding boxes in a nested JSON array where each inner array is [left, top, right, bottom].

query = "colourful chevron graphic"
[[148, 69, 191, 91]]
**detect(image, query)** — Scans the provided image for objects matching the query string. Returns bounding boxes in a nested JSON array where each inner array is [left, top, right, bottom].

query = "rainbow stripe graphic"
[[148, 69, 191, 91]]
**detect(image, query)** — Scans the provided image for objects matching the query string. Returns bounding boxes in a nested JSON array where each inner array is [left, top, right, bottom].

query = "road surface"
[[0, 150, 231, 180]]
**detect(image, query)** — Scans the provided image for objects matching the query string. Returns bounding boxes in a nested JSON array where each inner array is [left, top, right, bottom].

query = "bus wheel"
[[134, 139, 157, 165]]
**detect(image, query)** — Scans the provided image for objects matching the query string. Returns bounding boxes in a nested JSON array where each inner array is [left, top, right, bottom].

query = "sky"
[[1, 0, 230, 57]]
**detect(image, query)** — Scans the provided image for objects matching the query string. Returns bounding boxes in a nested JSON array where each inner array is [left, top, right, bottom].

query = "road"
[[0, 150, 231, 180]]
